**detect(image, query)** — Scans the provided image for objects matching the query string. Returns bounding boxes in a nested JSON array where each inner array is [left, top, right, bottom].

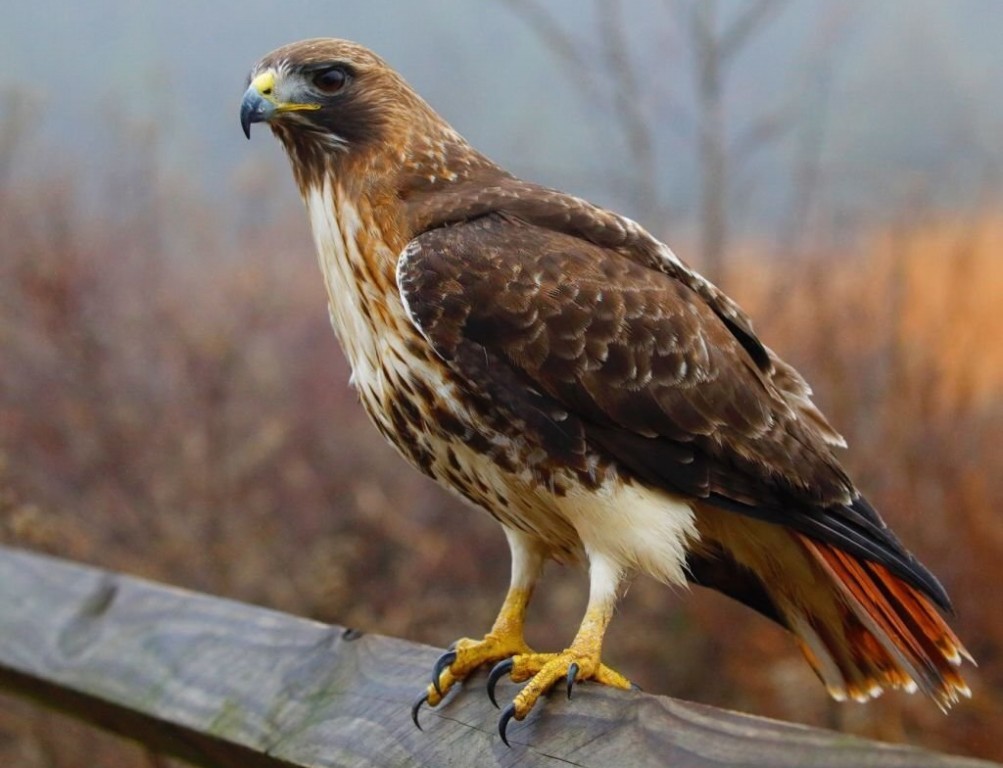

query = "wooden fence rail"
[[0, 545, 995, 768]]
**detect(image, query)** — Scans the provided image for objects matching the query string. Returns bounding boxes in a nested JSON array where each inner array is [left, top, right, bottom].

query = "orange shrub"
[[1, 171, 999, 762]]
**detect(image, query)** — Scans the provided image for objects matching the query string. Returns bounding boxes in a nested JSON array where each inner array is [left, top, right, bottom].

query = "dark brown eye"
[[313, 66, 348, 93]]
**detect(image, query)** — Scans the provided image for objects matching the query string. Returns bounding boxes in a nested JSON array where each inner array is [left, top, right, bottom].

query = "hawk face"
[[241, 38, 450, 194], [240, 39, 409, 157]]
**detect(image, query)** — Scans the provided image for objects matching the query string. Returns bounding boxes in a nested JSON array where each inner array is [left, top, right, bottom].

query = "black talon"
[[566, 662, 579, 700], [630, 681, 643, 692], [431, 649, 457, 696], [487, 658, 514, 709], [498, 703, 517, 747], [410, 691, 428, 730]]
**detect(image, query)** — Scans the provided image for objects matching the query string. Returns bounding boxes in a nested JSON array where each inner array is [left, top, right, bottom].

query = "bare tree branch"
[[719, 0, 791, 65], [597, 0, 660, 221], [0, 89, 41, 193], [688, 0, 728, 279], [779, 1, 863, 256], [504, 0, 850, 281], [730, 101, 800, 165], [498, 0, 601, 103]]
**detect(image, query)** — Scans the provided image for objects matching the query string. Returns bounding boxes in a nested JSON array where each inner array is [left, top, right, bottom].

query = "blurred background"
[[1, 0, 1000, 764]]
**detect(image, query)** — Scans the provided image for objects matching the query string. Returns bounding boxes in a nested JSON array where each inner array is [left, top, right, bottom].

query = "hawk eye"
[[313, 66, 349, 93]]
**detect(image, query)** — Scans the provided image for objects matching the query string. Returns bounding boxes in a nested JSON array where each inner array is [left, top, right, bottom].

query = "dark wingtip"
[[847, 497, 955, 614]]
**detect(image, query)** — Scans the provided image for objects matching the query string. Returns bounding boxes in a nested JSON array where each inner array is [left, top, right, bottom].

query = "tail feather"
[[798, 535, 972, 709], [692, 506, 972, 708]]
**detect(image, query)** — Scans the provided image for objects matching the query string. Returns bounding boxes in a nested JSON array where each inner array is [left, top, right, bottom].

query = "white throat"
[[303, 179, 397, 391]]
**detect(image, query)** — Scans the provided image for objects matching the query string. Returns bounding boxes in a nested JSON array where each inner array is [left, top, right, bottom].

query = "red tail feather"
[[798, 535, 971, 708]]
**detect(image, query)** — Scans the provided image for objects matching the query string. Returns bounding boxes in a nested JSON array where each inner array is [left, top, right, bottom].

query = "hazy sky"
[[3, 1, 1001, 239]]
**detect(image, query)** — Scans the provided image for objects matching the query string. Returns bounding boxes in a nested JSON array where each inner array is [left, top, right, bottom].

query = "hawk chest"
[[304, 182, 435, 414], [302, 182, 583, 551]]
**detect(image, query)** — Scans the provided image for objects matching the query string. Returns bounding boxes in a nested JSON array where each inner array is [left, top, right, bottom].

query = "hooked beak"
[[241, 85, 274, 139], [240, 70, 321, 139]]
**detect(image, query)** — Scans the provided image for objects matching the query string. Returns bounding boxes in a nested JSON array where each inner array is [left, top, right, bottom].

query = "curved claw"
[[487, 658, 514, 709], [630, 681, 643, 692], [431, 649, 457, 696], [566, 661, 579, 700], [410, 691, 428, 731], [498, 702, 517, 748]]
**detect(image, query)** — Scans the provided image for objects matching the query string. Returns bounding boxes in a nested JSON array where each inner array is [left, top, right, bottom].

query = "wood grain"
[[0, 545, 994, 768]]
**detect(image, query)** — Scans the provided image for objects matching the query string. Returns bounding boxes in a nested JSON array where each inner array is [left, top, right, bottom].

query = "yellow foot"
[[488, 650, 632, 746], [411, 633, 531, 728]]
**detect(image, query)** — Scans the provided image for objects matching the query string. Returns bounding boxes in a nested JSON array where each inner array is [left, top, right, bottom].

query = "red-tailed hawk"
[[240, 39, 971, 743]]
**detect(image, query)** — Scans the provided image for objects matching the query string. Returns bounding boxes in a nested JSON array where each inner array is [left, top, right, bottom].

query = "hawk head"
[[241, 38, 460, 193], [241, 38, 508, 235]]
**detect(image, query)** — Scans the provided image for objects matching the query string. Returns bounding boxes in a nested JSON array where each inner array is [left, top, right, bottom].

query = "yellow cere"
[[250, 71, 277, 101], [252, 69, 320, 113]]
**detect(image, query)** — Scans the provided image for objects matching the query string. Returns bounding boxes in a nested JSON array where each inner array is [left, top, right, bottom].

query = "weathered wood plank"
[[0, 545, 994, 768]]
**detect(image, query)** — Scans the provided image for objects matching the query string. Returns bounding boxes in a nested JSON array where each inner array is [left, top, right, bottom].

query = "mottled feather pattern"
[[249, 38, 970, 712], [398, 215, 951, 609], [304, 185, 597, 555], [400, 216, 844, 496]]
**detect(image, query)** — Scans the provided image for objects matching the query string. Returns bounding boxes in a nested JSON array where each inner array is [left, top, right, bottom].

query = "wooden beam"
[[0, 545, 995, 768]]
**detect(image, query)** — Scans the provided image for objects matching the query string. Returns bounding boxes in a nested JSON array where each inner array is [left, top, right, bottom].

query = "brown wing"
[[404, 175, 776, 375], [396, 214, 950, 610]]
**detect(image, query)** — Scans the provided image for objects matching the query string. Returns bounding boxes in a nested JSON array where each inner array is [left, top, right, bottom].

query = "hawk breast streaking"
[[240, 39, 970, 743]]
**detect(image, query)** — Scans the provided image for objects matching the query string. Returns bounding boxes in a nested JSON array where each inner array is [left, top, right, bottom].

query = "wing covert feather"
[[396, 215, 950, 610], [399, 216, 841, 498]]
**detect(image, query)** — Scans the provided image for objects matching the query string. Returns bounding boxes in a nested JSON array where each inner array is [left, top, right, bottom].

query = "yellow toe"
[[505, 649, 631, 720]]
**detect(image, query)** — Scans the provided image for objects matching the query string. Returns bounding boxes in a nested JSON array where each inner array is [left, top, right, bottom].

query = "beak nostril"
[[241, 87, 276, 138]]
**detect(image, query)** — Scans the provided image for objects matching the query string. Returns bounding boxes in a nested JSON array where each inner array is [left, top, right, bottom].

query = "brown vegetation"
[[0, 161, 999, 764]]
